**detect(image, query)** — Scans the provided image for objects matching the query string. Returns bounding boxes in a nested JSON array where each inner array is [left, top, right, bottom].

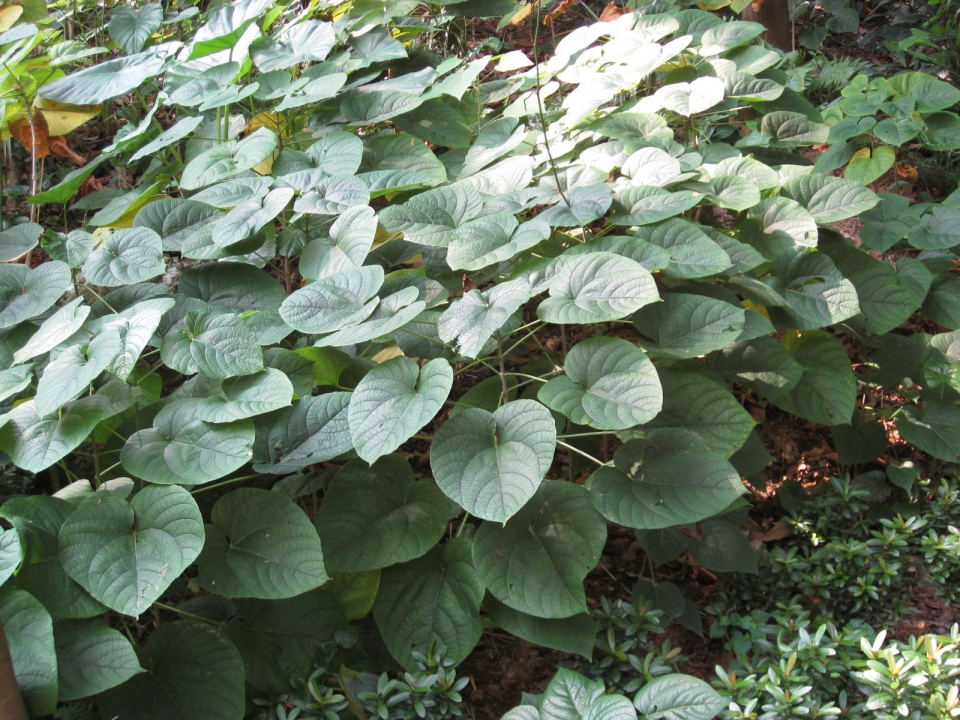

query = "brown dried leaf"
[[509, 2, 533, 25], [599, 1, 627, 21], [544, 0, 576, 24], [9, 111, 51, 159]]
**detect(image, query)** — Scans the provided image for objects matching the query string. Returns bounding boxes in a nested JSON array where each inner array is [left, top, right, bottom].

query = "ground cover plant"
[[2, 0, 960, 717]]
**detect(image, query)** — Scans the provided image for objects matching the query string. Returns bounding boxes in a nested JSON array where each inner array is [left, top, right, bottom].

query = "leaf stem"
[[190, 473, 264, 495], [557, 431, 614, 439], [154, 601, 225, 626], [556, 440, 606, 468], [80, 284, 117, 313]]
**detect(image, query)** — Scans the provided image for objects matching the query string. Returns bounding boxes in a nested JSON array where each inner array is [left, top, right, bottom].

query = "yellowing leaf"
[[246, 111, 288, 138], [33, 97, 101, 137], [0, 5, 23, 32]]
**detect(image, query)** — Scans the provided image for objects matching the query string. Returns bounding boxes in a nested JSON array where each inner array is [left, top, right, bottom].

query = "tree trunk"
[[742, 0, 793, 52], [0, 620, 28, 720]]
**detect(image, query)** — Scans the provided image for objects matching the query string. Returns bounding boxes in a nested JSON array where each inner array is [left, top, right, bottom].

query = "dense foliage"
[[2, 0, 960, 717]]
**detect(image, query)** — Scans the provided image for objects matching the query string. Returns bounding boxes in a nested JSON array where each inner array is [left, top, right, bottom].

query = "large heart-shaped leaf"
[[348, 357, 452, 463], [121, 399, 256, 485], [634, 674, 724, 720], [0, 222, 42, 262], [195, 369, 294, 422], [772, 330, 856, 426], [58, 485, 204, 617], [642, 367, 755, 457], [225, 590, 346, 694], [588, 430, 745, 530], [538, 336, 662, 430], [279, 265, 384, 334], [108, 3, 163, 54], [197, 488, 328, 598], [713, 336, 804, 400], [432, 399, 557, 522], [0, 396, 109, 473], [0, 261, 71, 330], [0, 528, 21, 586], [0, 496, 105, 617], [372, 537, 483, 669], [781, 174, 879, 223], [0, 588, 57, 716], [379, 183, 483, 247], [895, 400, 960, 462], [39, 51, 167, 105], [180, 128, 278, 190], [12, 297, 89, 365], [486, 599, 597, 659], [160, 309, 263, 379], [251, 20, 335, 71], [538, 669, 636, 720], [82, 227, 165, 287], [251, 392, 353, 474], [473, 482, 607, 619], [634, 293, 745, 358], [315, 456, 453, 572], [34, 330, 123, 417], [54, 618, 144, 700], [538, 252, 659, 324], [99, 621, 245, 720], [438, 277, 532, 358]]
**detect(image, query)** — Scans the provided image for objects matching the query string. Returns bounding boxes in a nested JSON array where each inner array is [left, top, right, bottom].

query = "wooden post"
[[0, 619, 29, 720], [742, 0, 794, 52]]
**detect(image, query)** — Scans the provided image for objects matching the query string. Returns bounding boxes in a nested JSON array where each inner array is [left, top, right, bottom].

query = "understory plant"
[[2, 0, 960, 717]]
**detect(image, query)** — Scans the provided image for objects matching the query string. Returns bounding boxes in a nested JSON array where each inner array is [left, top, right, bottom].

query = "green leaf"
[[42, 229, 95, 268], [538, 252, 659, 324], [634, 674, 724, 720], [198, 488, 328, 598], [54, 618, 144, 701], [129, 115, 206, 163], [348, 357, 451, 463], [180, 128, 278, 190], [12, 297, 89, 365], [299, 205, 377, 280], [315, 455, 453, 572], [588, 430, 745, 530], [225, 590, 346, 694], [689, 519, 757, 573], [0, 496, 105, 617], [28, 156, 107, 205], [373, 537, 483, 669], [766, 249, 860, 330], [0, 260, 71, 330], [832, 411, 887, 465], [195, 369, 294, 422], [923, 274, 960, 330], [252, 392, 353, 474], [160, 309, 263, 379], [773, 330, 856, 425], [0, 364, 33, 404], [108, 3, 163, 54], [907, 205, 960, 250], [0, 222, 41, 262], [699, 20, 765, 54], [212, 188, 294, 247], [844, 146, 896, 185], [538, 336, 662, 430], [251, 20, 335, 71], [359, 134, 448, 196], [781, 174, 879, 223], [610, 186, 702, 226], [121, 399, 256, 485], [473, 482, 606, 618], [99, 621, 245, 720], [432, 399, 557, 522], [888, 71, 960, 112], [643, 367, 756, 457], [0, 528, 21, 586], [713, 336, 804, 400], [98, 297, 174, 380], [486, 598, 597, 659], [919, 111, 960, 151], [858, 192, 913, 252], [39, 51, 166, 104], [636, 527, 690, 565], [760, 111, 829, 145], [634, 219, 732, 279], [58, 486, 203, 616], [447, 215, 550, 271], [379, 183, 483, 247], [35, 329, 124, 416], [537, 184, 614, 227], [0, 396, 108, 472], [82, 227, 165, 287], [539, 668, 636, 720], [438, 276, 531, 358], [0, 588, 57, 716], [634, 293, 745, 358], [872, 117, 923, 146], [279, 266, 384, 334], [895, 400, 960, 462], [653, 77, 725, 116]]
